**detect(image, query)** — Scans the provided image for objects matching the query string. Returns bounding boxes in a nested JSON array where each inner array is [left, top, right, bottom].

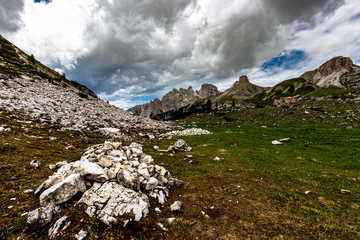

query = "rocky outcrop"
[[29, 141, 184, 228], [213, 75, 267, 108], [130, 84, 219, 118], [301, 56, 359, 88], [198, 84, 219, 98]]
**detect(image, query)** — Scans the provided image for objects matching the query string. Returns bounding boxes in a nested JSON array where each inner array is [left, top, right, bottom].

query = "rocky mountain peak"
[[318, 56, 353, 77], [239, 75, 250, 84], [198, 83, 219, 98], [130, 83, 219, 118]]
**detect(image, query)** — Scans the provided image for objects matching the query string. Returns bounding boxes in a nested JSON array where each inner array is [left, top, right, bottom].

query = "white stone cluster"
[[28, 141, 184, 228], [0, 75, 170, 133], [161, 128, 212, 137]]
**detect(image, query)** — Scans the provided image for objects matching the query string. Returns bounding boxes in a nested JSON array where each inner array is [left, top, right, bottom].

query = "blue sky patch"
[[34, 0, 52, 3], [261, 50, 308, 72]]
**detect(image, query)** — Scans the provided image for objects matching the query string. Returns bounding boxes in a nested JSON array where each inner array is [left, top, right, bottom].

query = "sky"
[[1, 0, 360, 109]]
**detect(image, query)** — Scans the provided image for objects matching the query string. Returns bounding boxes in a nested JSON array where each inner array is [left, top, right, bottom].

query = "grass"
[[1, 101, 360, 239]]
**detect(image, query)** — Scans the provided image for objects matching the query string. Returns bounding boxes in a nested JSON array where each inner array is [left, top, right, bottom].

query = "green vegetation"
[[247, 78, 318, 106], [2, 98, 360, 239], [308, 86, 353, 97]]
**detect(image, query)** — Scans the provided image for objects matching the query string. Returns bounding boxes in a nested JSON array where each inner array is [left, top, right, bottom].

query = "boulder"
[[30, 160, 41, 168], [27, 204, 60, 225], [40, 173, 86, 206], [168, 139, 192, 152], [170, 200, 182, 211], [78, 182, 149, 226], [80, 162, 108, 182]]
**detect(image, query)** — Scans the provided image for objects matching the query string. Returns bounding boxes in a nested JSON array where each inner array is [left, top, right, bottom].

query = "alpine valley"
[[1, 34, 360, 240]]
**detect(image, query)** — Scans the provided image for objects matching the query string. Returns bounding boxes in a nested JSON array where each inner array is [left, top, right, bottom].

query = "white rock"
[[48, 216, 70, 239], [55, 161, 68, 168], [271, 140, 283, 145], [23, 189, 34, 193], [79, 182, 149, 226], [27, 204, 60, 225], [154, 207, 161, 214], [99, 156, 113, 168], [30, 160, 41, 168], [305, 191, 311, 195], [40, 173, 86, 206], [74, 229, 88, 240], [146, 177, 159, 191], [157, 222, 168, 231], [279, 138, 290, 142], [80, 162, 108, 182], [167, 217, 176, 224], [341, 189, 351, 193], [153, 146, 159, 151], [170, 201, 182, 211]]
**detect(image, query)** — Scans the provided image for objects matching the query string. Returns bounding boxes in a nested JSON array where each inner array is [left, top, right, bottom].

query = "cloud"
[[0, 0, 24, 32], [2, 0, 357, 109]]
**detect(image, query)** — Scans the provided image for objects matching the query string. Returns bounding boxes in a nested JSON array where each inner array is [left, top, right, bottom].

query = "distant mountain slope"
[[0, 35, 169, 135], [213, 75, 267, 108], [130, 84, 219, 118], [153, 76, 267, 120], [300, 56, 360, 88], [0, 35, 97, 98], [248, 56, 360, 106]]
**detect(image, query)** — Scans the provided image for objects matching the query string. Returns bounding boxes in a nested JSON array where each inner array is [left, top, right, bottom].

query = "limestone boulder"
[[40, 173, 86, 206]]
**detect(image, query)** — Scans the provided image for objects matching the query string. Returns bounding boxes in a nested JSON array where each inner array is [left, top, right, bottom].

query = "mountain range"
[[132, 56, 360, 121]]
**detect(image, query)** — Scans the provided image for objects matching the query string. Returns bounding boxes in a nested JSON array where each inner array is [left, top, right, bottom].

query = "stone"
[[48, 216, 70, 239], [55, 161, 68, 168], [162, 128, 212, 138], [154, 207, 161, 214], [117, 170, 140, 191], [170, 201, 182, 212], [340, 189, 351, 193], [23, 189, 34, 193], [146, 177, 159, 191], [167, 217, 176, 224], [39, 173, 86, 206], [27, 204, 60, 225], [271, 140, 283, 145], [30, 160, 41, 168], [78, 182, 149, 226], [168, 139, 191, 152], [80, 162, 109, 182], [279, 138, 290, 142], [74, 229, 88, 240], [153, 146, 159, 151], [157, 222, 168, 231], [99, 156, 113, 168]]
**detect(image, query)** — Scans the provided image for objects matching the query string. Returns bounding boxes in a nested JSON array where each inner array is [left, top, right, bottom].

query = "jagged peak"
[[317, 56, 353, 76], [232, 75, 250, 87]]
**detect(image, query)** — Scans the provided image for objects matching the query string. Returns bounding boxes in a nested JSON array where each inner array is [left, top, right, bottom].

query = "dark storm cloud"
[[0, 0, 24, 32], [264, 0, 345, 24], [6, 0, 348, 108], [68, 0, 196, 94]]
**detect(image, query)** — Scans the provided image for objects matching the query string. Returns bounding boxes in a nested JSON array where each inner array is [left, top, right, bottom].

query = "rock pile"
[[161, 128, 212, 137], [0, 75, 170, 135], [28, 141, 184, 230]]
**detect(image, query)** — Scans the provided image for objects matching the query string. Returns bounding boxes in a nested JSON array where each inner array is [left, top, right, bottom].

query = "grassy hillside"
[[247, 78, 318, 106], [0, 35, 97, 99]]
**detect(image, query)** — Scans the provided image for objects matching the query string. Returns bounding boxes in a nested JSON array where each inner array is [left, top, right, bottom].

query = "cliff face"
[[213, 75, 267, 108], [301, 56, 358, 88], [130, 84, 219, 118]]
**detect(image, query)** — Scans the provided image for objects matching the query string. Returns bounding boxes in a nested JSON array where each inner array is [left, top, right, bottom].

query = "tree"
[[28, 54, 35, 63]]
